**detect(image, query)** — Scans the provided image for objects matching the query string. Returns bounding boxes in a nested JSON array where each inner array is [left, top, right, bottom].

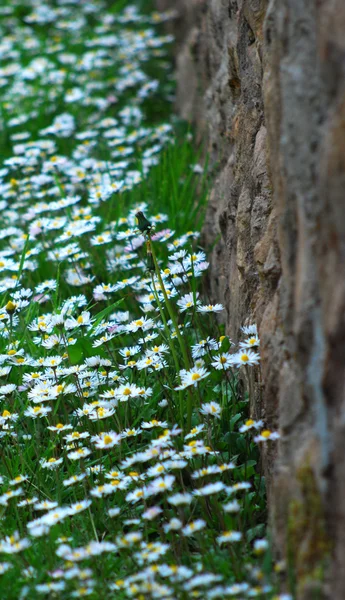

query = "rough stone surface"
[[158, 0, 345, 597]]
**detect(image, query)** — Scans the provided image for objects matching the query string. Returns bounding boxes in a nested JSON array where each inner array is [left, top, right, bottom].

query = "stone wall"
[[157, 0, 345, 597]]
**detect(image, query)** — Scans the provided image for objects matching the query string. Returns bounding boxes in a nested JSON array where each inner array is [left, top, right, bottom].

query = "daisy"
[[17, 497, 39, 507], [144, 475, 175, 497], [24, 405, 52, 419], [223, 500, 241, 513], [239, 418, 264, 433], [88, 406, 115, 420], [211, 353, 235, 370], [182, 519, 206, 536], [92, 431, 121, 449], [142, 506, 162, 520], [121, 428, 141, 439], [141, 419, 168, 429], [34, 500, 59, 511], [125, 488, 145, 504], [217, 531, 242, 544], [0, 410, 19, 425], [197, 303, 224, 313], [0, 383, 16, 396], [200, 401, 222, 419], [40, 457, 63, 470], [240, 335, 260, 348], [192, 465, 222, 478], [108, 507, 121, 518], [47, 423, 73, 432], [193, 482, 225, 496], [68, 500, 92, 515], [163, 518, 183, 533], [115, 383, 141, 401], [253, 538, 269, 554], [191, 337, 218, 358], [233, 349, 260, 367], [0, 532, 31, 554], [168, 492, 193, 506], [126, 316, 154, 333], [67, 447, 92, 460], [63, 474, 86, 487], [176, 292, 200, 312], [118, 345, 140, 360], [227, 482, 252, 494], [175, 366, 209, 390], [254, 430, 280, 443], [241, 324, 258, 336]]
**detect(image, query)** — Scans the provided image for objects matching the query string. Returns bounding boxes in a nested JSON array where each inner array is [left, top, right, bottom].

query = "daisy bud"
[[146, 250, 155, 272], [5, 301, 17, 315], [135, 211, 152, 233]]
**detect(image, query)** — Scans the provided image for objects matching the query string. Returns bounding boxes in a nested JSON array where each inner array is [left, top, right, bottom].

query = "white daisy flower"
[[200, 401, 222, 419], [182, 519, 206, 536], [175, 366, 209, 390], [233, 348, 260, 367], [217, 531, 242, 544], [254, 430, 280, 443]]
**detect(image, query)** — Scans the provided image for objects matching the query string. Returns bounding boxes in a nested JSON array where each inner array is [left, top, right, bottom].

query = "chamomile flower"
[[182, 519, 206, 536], [175, 366, 209, 390], [24, 405, 52, 419], [211, 352, 235, 370], [144, 475, 175, 497], [217, 531, 242, 544], [40, 457, 63, 470], [193, 482, 225, 496], [142, 506, 163, 520], [191, 337, 218, 358], [92, 431, 121, 449], [63, 474, 86, 487], [0, 532, 31, 554], [240, 335, 260, 348], [233, 349, 260, 367], [200, 401, 222, 419], [197, 303, 224, 313], [68, 500, 92, 515], [176, 292, 200, 312], [254, 430, 280, 443], [239, 419, 264, 433], [67, 446, 92, 460]]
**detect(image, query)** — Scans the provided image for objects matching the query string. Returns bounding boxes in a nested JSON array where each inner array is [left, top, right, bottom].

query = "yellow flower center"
[[261, 430, 272, 438], [103, 435, 113, 445]]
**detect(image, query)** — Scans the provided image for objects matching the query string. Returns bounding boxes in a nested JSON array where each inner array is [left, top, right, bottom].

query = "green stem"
[[148, 235, 190, 370], [151, 274, 184, 428]]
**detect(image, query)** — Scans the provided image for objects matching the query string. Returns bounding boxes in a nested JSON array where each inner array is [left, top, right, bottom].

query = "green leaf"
[[86, 298, 125, 337]]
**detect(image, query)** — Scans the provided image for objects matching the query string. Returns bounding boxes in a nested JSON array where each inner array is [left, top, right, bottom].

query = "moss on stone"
[[287, 462, 331, 596]]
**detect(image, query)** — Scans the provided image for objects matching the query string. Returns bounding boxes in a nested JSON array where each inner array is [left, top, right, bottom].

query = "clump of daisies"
[[0, 1, 286, 598]]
